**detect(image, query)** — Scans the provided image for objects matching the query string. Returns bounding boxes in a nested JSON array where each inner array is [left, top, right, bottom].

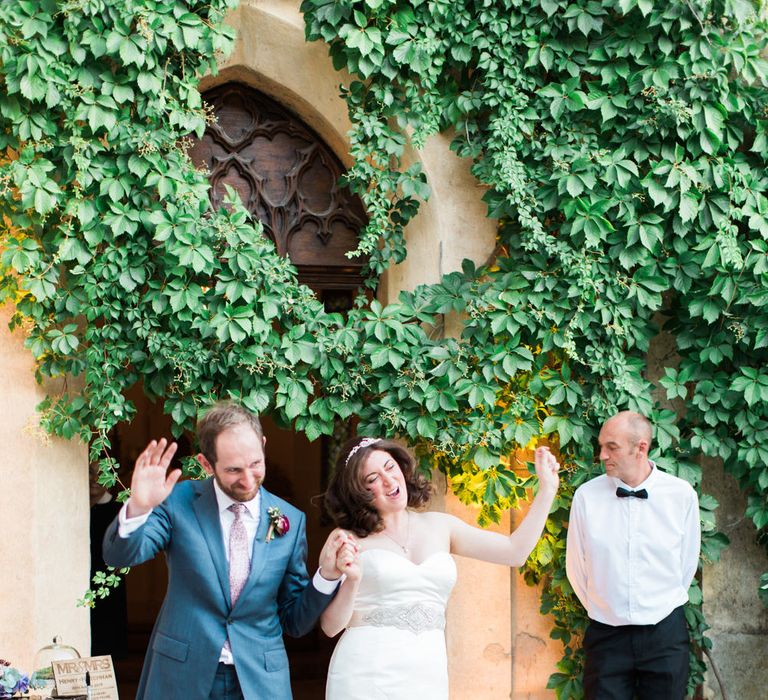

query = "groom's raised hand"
[[126, 438, 182, 518]]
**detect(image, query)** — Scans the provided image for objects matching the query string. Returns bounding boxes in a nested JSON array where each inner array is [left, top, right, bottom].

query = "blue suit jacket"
[[102, 480, 332, 699]]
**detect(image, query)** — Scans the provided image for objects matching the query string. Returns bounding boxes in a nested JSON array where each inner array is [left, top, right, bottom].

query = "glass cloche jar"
[[31, 637, 81, 696]]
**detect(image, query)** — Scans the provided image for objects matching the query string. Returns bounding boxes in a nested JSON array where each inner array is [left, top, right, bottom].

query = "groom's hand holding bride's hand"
[[319, 528, 359, 581], [335, 536, 361, 582]]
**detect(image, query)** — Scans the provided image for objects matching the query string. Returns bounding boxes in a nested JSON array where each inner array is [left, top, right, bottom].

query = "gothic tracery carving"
[[188, 83, 367, 290]]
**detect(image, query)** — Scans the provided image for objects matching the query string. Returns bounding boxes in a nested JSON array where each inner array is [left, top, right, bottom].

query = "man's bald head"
[[598, 411, 654, 487], [604, 411, 653, 449]]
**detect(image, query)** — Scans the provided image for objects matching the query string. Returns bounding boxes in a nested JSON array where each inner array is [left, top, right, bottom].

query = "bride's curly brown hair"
[[324, 437, 432, 538]]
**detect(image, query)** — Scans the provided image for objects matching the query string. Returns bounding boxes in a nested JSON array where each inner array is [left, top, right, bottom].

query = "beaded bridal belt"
[[349, 602, 446, 633]]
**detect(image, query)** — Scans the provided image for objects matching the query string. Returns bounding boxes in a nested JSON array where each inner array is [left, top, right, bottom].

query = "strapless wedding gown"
[[326, 549, 457, 699]]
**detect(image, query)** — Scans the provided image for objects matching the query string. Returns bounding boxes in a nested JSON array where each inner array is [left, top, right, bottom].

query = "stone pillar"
[[702, 458, 768, 699], [433, 487, 559, 699], [0, 305, 90, 671], [509, 511, 560, 699]]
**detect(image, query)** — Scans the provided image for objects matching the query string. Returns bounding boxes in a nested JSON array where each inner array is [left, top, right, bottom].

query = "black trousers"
[[208, 663, 244, 700], [583, 606, 689, 700]]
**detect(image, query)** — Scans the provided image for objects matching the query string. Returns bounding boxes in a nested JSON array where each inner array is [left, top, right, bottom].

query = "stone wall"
[[702, 461, 768, 699], [0, 305, 90, 670], [647, 323, 768, 699]]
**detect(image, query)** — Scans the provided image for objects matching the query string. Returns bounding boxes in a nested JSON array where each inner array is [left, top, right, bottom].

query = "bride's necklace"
[[381, 511, 410, 554]]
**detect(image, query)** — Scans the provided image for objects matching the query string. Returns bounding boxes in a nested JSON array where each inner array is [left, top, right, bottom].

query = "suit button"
[[227, 617, 233, 625]]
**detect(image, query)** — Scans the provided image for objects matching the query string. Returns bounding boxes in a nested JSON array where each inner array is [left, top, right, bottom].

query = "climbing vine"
[[0, 0, 766, 696], [301, 0, 768, 693]]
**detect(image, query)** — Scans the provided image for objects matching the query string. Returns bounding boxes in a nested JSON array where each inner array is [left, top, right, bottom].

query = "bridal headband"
[[345, 437, 381, 465]]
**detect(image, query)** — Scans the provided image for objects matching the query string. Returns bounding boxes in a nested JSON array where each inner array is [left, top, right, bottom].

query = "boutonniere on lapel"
[[265, 506, 290, 542]]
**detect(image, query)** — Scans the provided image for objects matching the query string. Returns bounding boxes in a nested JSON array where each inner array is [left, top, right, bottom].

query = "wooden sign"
[[51, 656, 118, 699]]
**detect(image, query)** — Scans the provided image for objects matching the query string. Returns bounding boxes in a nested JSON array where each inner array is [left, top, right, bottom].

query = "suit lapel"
[[192, 478, 231, 608]]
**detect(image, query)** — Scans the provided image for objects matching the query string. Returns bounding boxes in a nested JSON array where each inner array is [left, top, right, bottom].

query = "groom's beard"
[[214, 473, 263, 502]]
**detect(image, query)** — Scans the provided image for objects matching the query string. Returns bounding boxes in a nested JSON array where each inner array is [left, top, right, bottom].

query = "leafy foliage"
[[0, 0, 766, 696], [302, 0, 767, 694]]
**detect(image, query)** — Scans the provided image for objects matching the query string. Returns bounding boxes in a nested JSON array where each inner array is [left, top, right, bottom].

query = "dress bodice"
[[350, 549, 457, 631]]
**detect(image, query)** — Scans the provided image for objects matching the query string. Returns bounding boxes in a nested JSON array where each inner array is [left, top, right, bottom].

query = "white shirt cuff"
[[312, 569, 343, 595], [117, 501, 153, 538]]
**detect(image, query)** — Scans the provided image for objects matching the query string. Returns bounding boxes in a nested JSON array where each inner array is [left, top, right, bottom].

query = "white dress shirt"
[[565, 462, 700, 626], [118, 480, 339, 662]]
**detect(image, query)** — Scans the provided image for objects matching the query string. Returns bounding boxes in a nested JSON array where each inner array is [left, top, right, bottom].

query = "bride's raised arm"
[[443, 446, 560, 567]]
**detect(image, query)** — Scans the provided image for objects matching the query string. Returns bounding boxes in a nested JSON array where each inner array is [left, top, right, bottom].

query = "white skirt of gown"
[[326, 549, 457, 700]]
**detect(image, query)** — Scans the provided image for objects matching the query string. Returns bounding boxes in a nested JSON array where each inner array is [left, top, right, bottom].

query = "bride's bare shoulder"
[[413, 510, 459, 529]]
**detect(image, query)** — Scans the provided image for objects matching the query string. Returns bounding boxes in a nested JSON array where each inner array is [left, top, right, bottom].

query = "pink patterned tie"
[[228, 503, 251, 605]]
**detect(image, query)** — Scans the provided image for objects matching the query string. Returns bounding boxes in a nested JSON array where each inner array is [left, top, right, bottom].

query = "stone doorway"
[[99, 81, 367, 698]]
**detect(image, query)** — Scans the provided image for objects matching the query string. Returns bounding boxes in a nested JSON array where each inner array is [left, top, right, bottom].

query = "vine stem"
[[703, 646, 730, 700]]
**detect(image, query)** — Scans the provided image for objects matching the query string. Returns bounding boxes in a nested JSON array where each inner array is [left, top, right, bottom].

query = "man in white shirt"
[[103, 401, 351, 700], [565, 411, 700, 699]]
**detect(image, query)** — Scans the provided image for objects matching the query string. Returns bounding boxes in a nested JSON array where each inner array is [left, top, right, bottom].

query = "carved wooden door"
[[188, 82, 367, 295]]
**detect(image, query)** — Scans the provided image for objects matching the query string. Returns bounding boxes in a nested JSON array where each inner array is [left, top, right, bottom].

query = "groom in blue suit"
[[103, 402, 349, 699]]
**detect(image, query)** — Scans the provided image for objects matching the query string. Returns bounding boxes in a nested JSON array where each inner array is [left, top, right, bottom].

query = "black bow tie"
[[616, 487, 648, 499]]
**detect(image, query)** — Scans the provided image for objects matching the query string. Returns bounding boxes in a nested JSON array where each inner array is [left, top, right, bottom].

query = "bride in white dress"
[[322, 437, 560, 699]]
